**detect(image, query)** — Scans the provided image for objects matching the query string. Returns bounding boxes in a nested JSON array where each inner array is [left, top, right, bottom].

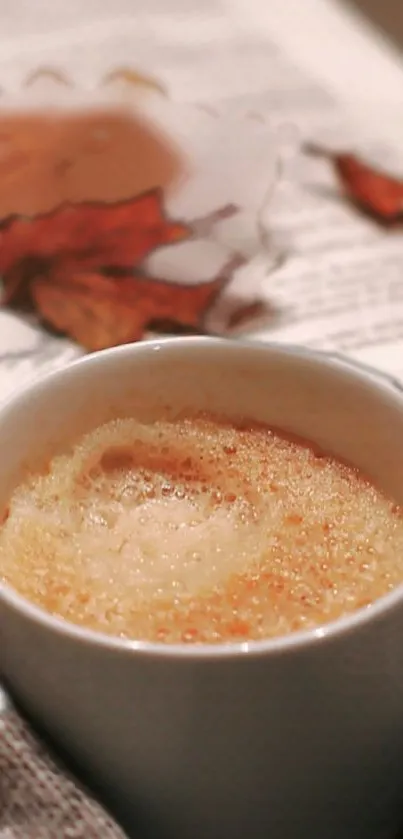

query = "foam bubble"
[[1, 414, 403, 644]]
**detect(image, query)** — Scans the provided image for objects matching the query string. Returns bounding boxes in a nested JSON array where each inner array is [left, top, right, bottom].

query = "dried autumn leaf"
[[304, 142, 403, 223], [0, 189, 190, 288], [226, 300, 268, 330], [0, 189, 256, 349], [0, 266, 28, 307], [31, 258, 239, 352]]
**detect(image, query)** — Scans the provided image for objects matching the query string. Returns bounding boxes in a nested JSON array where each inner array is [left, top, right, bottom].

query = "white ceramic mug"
[[1, 337, 403, 839]]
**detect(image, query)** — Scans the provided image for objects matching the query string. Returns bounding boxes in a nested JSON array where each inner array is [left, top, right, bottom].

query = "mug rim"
[[1, 335, 403, 661]]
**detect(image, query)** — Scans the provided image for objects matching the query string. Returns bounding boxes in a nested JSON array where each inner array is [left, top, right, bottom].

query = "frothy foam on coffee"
[[1, 414, 403, 644]]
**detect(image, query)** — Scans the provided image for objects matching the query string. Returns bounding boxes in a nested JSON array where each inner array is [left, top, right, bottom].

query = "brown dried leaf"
[[31, 257, 239, 351], [304, 142, 403, 223], [0, 190, 190, 285], [0, 185, 254, 349]]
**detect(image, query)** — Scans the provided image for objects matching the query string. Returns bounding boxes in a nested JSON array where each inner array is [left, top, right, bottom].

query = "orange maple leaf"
[[31, 259, 240, 351], [0, 191, 256, 349], [304, 142, 403, 223], [0, 189, 189, 286]]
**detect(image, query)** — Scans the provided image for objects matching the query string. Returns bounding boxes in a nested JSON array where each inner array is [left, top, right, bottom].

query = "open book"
[[0, 0, 403, 397]]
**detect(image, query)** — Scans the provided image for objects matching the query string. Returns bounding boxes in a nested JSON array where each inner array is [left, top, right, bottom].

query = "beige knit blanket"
[[0, 690, 128, 838]]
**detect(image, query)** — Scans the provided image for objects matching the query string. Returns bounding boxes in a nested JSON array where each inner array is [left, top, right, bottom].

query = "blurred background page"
[[0, 0, 403, 393]]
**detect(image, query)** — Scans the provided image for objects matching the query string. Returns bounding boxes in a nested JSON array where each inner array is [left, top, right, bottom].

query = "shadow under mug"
[[1, 337, 403, 839]]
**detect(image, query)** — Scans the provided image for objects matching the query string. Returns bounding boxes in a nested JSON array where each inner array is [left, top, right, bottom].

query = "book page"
[[245, 134, 403, 383], [0, 0, 402, 398]]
